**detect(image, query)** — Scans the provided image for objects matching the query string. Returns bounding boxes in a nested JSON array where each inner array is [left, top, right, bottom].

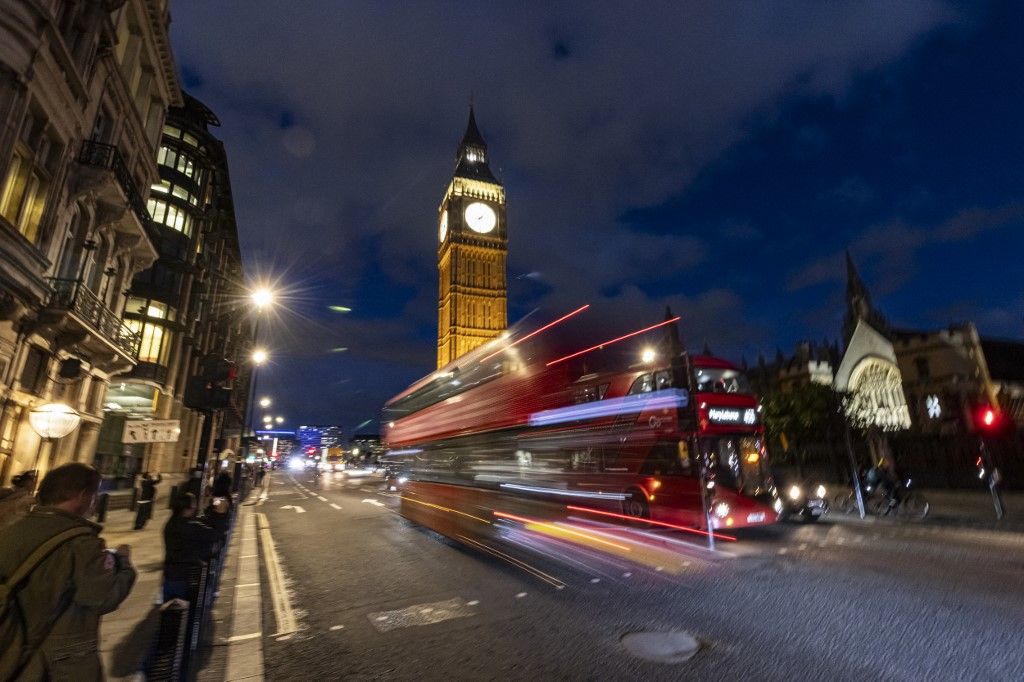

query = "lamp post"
[[240, 286, 274, 457], [28, 403, 82, 477]]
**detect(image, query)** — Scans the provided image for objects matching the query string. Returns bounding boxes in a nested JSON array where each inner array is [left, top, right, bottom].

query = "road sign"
[[122, 419, 181, 444]]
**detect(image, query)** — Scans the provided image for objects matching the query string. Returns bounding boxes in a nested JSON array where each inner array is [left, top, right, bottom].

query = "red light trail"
[[565, 504, 737, 541], [545, 316, 681, 366], [479, 304, 591, 363]]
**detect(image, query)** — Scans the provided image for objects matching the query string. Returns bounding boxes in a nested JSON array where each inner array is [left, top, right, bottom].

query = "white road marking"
[[361, 498, 385, 507], [280, 505, 306, 513], [236, 582, 260, 588], [329, 625, 344, 631], [257, 513, 299, 636], [516, 592, 528, 599], [590, 578, 601, 584], [317, 495, 328, 502], [655, 566, 664, 571], [467, 600, 480, 606], [622, 572, 632, 578], [224, 632, 262, 643], [330, 503, 342, 510], [778, 548, 788, 554]]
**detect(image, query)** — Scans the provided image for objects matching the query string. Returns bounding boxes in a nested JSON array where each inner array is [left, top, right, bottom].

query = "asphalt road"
[[252, 470, 1024, 681]]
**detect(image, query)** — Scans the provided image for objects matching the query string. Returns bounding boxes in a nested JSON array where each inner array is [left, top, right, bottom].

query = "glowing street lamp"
[[641, 347, 657, 364], [252, 348, 269, 365], [250, 286, 274, 311], [275, 416, 284, 424], [259, 397, 272, 408], [28, 403, 81, 474]]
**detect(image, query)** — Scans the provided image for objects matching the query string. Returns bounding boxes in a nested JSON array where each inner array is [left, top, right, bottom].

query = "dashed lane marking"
[[330, 503, 342, 510], [515, 592, 528, 599], [590, 578, 601, 584], [329, 625, 344, 631], [623, 572, 632, 578], [467, 600, 480, 606], [223, 632, 261, 643], [317, 495, 328, 502]]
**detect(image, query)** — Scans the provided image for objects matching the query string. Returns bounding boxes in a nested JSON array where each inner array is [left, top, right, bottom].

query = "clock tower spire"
[[436, 106, 508, 368]]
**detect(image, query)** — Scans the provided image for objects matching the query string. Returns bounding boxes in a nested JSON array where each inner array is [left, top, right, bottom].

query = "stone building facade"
[[0, 0, 181, 483], [99, 92, 251, 480]]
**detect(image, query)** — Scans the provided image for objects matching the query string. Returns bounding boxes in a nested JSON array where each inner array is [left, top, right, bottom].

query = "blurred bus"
[[383, 309, 780, 531]]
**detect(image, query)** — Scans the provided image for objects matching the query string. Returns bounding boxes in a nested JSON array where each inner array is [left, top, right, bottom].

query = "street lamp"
[[252, 348, 269, 365], [259, 397, 272, 408], [275, 416, 284, 424], [251, 286, 274, 310], [28, 403, 82, 475]]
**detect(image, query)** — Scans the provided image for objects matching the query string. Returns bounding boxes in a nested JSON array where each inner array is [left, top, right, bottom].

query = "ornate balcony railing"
[[77, 140, 151, 230], [47, 278, 140, 359]]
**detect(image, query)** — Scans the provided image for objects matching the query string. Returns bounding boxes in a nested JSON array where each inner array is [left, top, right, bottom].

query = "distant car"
[[776, 479, 829, 522]]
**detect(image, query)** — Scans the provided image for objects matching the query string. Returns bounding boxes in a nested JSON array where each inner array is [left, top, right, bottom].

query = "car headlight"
[[397, 476, 408, 484], [713, 501, 730, 518], [815, 485, 827, 498], [788, 485, 802, 501]]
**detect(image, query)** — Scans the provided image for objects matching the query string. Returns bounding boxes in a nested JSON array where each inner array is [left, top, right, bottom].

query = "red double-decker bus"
[[383, 308, 780, 531]]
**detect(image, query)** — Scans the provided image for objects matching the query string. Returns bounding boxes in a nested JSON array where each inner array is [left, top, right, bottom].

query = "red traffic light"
[[978, 406, 999, 430]]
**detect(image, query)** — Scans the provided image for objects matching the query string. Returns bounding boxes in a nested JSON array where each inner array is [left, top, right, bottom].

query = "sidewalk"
[[830, 487, 1024, 532], [98, 497, 174, 680]]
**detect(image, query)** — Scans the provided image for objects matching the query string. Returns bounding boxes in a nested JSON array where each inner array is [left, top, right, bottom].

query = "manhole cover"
[[620, 631, 701, 663]]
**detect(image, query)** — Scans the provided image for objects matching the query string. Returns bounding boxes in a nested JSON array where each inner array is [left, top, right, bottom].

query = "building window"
[[19, 346, 49, 395], [163, 124, 182, 140], [914, 357, 930, 380], [147, 198, 192, 235], [0, 150, 47, 243], [126, 318, 171, 364]]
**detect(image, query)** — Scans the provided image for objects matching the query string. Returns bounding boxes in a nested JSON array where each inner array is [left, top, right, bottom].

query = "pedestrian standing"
[[0, 470, 38, 530], [162, 492, 220, 601], [0, 463, 136, 680], [256, 465, 266, 487], [134, 471, 162, 530]]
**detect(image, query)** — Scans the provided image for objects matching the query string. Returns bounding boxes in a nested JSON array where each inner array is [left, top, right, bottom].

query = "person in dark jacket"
[[162, 492, 220, 601], [134, 471, 162, 530], [0, 463, 135, 681]]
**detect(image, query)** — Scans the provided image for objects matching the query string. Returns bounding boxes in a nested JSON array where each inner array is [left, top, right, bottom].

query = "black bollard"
[[95, 492, 110, 523]]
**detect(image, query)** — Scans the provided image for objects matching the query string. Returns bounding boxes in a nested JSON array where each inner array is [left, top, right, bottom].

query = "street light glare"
[[252, 348, 269, 365], [275, 416, 285, 424], [259, 397, 271, 408], [641, 347, 656, 364], [251, 287, 274, 310]]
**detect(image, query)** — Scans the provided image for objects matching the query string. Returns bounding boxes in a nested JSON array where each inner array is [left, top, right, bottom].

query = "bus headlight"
[[815, 484, 827, 499], [713, 501, 731, 519], [788, 485, 802, 501]]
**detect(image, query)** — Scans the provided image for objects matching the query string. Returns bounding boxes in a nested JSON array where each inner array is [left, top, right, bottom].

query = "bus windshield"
[[694, 367, 751, 394]]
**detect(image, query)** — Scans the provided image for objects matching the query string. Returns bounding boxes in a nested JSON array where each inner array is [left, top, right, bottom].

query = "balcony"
[[46, 278, 140, 361], [127, 361, 169, 385], [77, 140, 152, 236]]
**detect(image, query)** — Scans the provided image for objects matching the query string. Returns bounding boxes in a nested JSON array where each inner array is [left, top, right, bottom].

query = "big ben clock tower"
[[436, 107, 508, 368]]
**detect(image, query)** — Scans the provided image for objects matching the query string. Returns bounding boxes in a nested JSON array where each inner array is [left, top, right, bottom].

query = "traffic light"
[[977, 405, 999, 431]]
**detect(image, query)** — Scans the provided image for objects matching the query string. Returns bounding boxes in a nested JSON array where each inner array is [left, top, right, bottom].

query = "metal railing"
[[78, 139, 151, 229], [130, 361, 169, 384], [47, 278, 140, 358]]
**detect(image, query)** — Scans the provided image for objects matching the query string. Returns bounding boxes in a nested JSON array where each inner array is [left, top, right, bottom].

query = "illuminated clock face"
[[439, 210, 448, 242], [464, 202, 497, 234]]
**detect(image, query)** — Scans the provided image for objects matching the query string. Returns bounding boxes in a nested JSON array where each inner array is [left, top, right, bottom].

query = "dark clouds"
[[166, 1, 1023, 427]]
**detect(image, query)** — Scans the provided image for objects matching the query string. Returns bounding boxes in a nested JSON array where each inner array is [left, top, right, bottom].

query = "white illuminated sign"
[[926, 395, 941, 419], [122, 419, 181, 443]]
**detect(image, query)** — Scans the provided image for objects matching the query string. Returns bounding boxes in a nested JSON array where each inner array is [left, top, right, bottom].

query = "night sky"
[[168, 1, 1024, 433]]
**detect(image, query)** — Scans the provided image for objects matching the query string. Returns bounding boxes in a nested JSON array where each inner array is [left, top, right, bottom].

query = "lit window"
[[151, 180, 169, 194], [0, 149, 48, 244], [162, 125, 182, 139], [182, 132, 199, 147]]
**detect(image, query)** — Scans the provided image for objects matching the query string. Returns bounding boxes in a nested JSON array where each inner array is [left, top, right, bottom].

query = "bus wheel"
[[622, 492, 650, 522]]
